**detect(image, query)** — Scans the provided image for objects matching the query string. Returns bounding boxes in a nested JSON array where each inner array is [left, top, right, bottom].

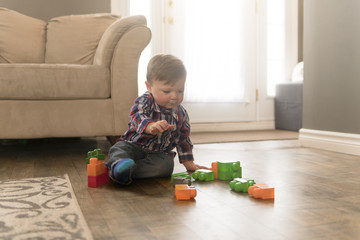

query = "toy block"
[[175, 184, 197, 200], [171, 172, 191, 183], [217, 161, 242, 180], [192, 169, 215, 181], [88, 167, 109, 188], [229, 178, 256, 192], [211, 162, 218, 179], [86, 148, 105, 164], [248, 184, 274, 199], [172, 177, 192, 186], [87, 158, 106, 176]]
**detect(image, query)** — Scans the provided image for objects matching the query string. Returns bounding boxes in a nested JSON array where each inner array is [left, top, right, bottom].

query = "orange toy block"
[[211, 162, 218, 179], [175, 184, 197, 200], [248, 184, 274, 199], [87, 157, 105, 176]]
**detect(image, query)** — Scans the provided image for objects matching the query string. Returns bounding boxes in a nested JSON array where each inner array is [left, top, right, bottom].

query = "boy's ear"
[[145, 81, 152, 92]]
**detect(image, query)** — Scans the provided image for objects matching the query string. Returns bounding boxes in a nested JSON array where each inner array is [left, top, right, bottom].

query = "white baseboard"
[[299, 128, 360, 156], [191, 121, 275, 133]]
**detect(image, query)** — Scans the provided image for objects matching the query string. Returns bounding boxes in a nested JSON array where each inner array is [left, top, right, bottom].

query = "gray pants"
[[108, 141, 175, 184]]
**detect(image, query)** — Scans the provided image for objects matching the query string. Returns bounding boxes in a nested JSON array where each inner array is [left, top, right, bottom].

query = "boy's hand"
[[145, 120, 175, 135], [182, 161, 210, 172]]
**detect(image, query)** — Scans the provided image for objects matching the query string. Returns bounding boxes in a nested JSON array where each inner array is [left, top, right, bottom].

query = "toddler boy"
[[108, 54, 207, 184]]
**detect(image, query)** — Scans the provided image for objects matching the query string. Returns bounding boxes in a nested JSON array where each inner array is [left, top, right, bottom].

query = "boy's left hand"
[[183, 161, 210, 172]]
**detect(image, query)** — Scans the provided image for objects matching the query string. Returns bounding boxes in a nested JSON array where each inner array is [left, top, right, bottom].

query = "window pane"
[[183, 0, 250, 103]]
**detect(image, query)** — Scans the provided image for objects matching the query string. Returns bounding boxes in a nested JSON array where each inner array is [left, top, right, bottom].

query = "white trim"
[[299, 128, 360, 156], [191, 121, 275, 133]]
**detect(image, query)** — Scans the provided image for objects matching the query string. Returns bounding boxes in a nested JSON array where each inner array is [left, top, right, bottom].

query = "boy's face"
[[146, 78, 185, 109]]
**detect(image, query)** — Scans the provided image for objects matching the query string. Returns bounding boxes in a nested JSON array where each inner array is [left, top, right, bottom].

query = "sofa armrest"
[[93, 15, 148, 67], [108, 19, 151, 134]]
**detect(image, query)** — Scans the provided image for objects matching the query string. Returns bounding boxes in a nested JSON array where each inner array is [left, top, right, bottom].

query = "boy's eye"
[[163, 90, 170, 94]]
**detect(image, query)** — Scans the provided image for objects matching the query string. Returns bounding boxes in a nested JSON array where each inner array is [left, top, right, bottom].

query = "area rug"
[[0, 175, 93, 240]]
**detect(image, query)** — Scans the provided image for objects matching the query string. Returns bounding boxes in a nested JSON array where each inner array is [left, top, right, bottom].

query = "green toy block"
[[192, 169, 215, 181], [229, 178, 256, 192], [217, 161, 242, 180], [86, 148, 105, 164], [171, 172, 191, 183]]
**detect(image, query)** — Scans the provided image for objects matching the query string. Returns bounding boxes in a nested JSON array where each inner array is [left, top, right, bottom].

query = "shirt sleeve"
[[176, 108, 194, 162], [129, 94, 154, 136]]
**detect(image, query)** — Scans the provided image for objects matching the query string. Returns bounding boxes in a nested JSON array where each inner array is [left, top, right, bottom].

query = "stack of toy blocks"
[[86, 148, 105, 164], [175, 184, 197, 200], [87, 157, 109, 188], [248, 184, 274, 199], [229, 178, 256, 192], [192, 169, 215, 181]]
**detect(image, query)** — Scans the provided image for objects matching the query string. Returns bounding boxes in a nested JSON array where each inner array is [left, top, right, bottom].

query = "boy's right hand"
[[145, 120, 175, 135], [183, 161, 210, 172]]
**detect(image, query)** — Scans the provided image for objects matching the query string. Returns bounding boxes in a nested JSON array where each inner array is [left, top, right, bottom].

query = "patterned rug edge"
[[64, 174, 94, 240], [0, 174, 93, 240]]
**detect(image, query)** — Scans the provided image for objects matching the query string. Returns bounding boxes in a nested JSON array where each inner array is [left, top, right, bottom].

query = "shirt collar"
[[149, 92, 179, 120]]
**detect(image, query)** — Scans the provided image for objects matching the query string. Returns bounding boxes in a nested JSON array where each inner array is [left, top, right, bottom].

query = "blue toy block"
[[192, 169, 215, 181], [229, 178, 256, 192]]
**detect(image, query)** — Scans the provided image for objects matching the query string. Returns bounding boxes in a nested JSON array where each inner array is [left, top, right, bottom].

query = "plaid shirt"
[[120, 92, 194, 162]]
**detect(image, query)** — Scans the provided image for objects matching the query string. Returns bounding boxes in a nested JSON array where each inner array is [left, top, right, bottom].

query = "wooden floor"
[[1, 136, 360, 240]]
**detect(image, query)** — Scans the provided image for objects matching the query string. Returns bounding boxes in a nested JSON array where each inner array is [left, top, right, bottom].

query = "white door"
[[115, 0, 298, 124]]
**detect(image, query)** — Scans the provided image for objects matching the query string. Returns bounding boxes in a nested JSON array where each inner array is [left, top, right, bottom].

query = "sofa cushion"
[[45, 13, 120, 64], [0, 64, 110, 100], [0, 8, 46, 63]]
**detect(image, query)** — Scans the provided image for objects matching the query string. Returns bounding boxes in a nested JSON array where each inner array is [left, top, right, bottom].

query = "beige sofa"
[[0, 8, 151, 140]]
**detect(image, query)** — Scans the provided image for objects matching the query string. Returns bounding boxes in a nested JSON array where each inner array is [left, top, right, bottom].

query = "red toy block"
[[175, 184, 197, 200], [248, 184, 274, 199], [88, 167, 109, 188], [87, 157, 105, 176]]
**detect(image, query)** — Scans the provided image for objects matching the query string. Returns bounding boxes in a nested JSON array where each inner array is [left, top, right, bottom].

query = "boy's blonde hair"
[[146, 54, 187, 84]]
